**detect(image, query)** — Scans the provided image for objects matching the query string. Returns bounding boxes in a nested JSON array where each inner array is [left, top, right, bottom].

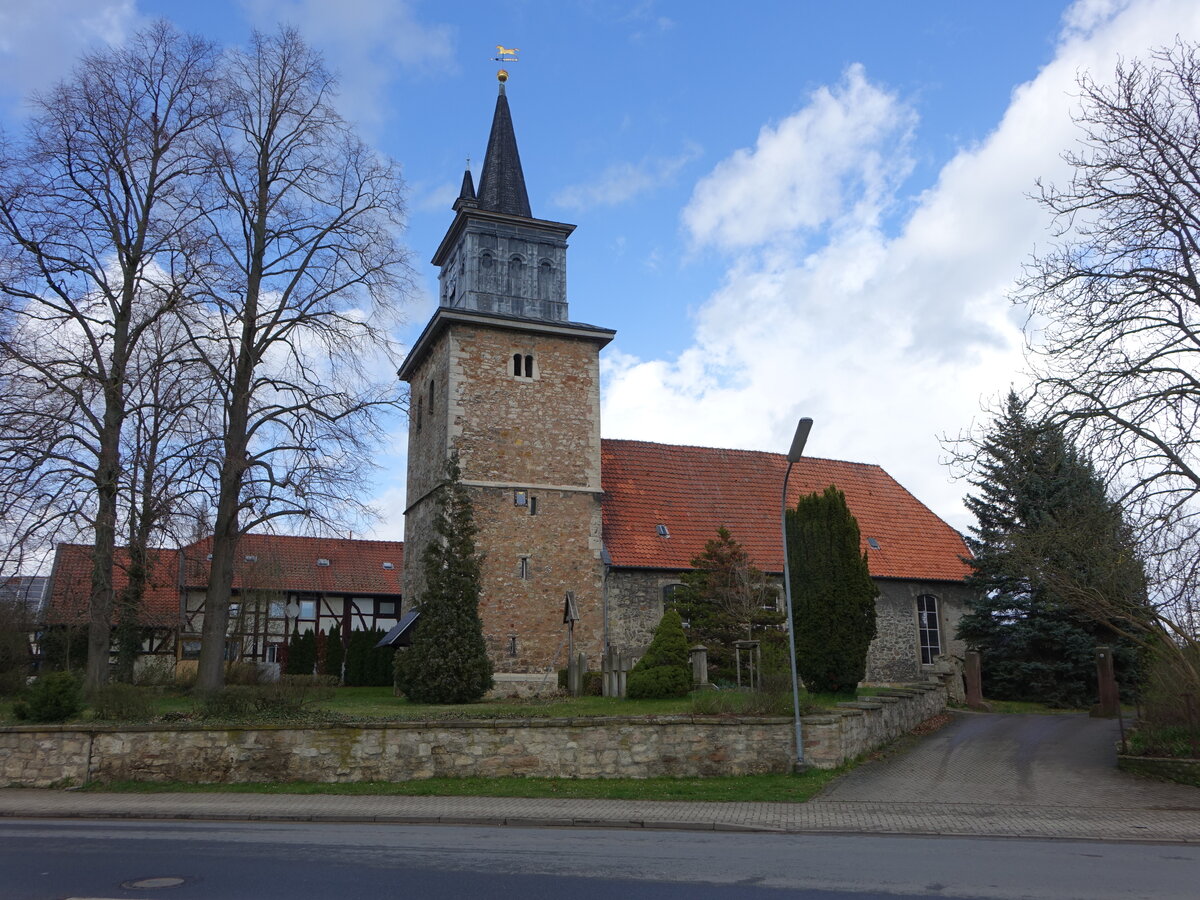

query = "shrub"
[[133, 657, 177, 686], [89, 683, 154, 721], [13, 671, 84, 723], [626, 609, 692, 699], [224, 661, 265, 685]]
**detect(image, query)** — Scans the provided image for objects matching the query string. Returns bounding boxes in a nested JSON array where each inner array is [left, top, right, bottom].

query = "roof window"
[[656, 524, 670, 538], [382, 562, 395, 570], [244, 555, 258, 563], [317, 558, 331, 567], [867, 538, 881, 550]]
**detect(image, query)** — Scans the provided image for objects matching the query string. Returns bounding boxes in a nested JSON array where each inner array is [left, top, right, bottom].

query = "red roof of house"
[[46, 534, 405, 627], [45, 544, 182, 627], [180, 534, 405, 596], [600, 439, 971, 582]]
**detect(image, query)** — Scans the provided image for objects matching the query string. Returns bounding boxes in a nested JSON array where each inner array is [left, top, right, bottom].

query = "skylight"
[[382, 562, 395, 570], [867, 538, 881, 550], [317, 558, 330, 567], [656, 524, 670, 538]]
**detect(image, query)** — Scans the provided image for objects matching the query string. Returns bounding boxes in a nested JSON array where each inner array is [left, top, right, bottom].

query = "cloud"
[[683, 64, 916, 252], [240, 0, 455, 131], [601, 0, 1200, 532], [553, 142, 702, 211], [0, 1, 143, 110]]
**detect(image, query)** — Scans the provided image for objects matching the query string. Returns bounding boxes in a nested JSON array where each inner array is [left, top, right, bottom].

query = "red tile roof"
[[45, 544, 182, 627], [601, 439, 971, 583], [180, 534, 405, 596], [46, 535, 405, 627]]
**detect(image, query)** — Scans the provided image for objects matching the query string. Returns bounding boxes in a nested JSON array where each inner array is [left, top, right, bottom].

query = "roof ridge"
[[599, 436, 887, 470]]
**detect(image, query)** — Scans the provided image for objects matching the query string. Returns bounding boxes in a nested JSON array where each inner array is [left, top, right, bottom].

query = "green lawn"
[[0, 684, 858, 727], [80, 769, 842, 803]]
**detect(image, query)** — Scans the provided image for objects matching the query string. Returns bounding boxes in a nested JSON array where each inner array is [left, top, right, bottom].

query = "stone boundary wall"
[[1117, 754, 1200, 788], [1, 685, 945, 786]]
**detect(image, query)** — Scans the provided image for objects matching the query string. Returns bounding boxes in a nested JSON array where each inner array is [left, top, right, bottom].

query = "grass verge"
[[78, 769, 843, 803]]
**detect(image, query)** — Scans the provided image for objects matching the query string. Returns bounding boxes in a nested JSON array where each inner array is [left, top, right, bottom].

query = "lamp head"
[[787, 417, 814, 463]]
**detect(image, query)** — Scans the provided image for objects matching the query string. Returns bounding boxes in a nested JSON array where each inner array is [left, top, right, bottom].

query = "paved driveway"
[[816, 711, 1199, 809]]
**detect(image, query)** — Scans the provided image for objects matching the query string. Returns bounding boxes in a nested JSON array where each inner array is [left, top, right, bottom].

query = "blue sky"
[[1, 0, 1197, 542]]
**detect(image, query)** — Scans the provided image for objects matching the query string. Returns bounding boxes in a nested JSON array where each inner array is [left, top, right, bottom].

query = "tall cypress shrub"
[[787, 485, 878, 695], [394, 454, 493, 703], [324, 624, 345, 683]]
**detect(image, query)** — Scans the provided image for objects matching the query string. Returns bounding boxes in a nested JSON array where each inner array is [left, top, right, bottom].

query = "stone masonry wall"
[[401, 318, 608, 674], [0, 686, 945, 785], [608, 569, 974, 686], [865, 580, 972, 683]]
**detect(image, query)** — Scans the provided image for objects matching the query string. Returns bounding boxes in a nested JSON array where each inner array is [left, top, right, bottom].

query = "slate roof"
[[45, 544, 182, 627], [179, 534, 404, 596], [600, 439, 972, 583], [476, 85, 531, 218]]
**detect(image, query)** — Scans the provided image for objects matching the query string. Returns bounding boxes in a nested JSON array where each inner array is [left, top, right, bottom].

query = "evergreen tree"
[[669, 527, 784, 684], [394, 454, 493, 703], [627, 608, 692, 699], [285, 624, 316, 676], [958, 392, 1145, 707], [787, 485, 878, 695], [324, 624, 345, 683]]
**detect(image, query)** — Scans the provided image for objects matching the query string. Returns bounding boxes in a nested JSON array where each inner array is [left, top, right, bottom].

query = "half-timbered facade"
[[44, 534, 404, 676]]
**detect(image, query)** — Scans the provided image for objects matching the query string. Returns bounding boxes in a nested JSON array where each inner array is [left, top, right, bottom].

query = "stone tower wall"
[[402, 316, 607, 674]]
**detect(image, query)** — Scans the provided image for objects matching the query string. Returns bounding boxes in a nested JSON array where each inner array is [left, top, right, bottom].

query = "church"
[[398, 71, 975, 696]]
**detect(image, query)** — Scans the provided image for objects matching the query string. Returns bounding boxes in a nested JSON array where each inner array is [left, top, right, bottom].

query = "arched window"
[[917, 594, 941, 664], [507, 254, 524, 296], [524, 354, 533, 378], [512, 353, 522, 376]]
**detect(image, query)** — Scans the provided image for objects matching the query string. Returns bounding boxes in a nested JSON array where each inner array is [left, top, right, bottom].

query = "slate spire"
[[453, 164, 477, 211], [476, 77, 532, 218]]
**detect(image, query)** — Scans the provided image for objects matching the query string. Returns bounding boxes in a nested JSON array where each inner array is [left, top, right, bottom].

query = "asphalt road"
[[1, 819, 1197, 900]]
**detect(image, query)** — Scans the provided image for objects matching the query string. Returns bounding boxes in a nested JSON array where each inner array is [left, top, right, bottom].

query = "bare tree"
[[1020, 40, 1200, 631], [0, 23, 221, 689], [189, 29, 411, 693]]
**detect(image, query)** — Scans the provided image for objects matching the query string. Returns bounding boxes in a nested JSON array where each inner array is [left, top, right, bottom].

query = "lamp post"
[[781, 417, 813, 772]]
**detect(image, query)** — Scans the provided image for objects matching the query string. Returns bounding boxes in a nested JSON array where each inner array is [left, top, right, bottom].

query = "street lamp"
[[781, 417, 813, 772]]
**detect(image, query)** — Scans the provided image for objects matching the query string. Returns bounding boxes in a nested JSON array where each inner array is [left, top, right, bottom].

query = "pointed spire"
[[453, 164, 477, 211], [476, 75, 531, 218]]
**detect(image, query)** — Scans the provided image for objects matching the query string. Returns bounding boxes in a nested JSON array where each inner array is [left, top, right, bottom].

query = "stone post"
[[690, 645, 709, 688], [568, 651, 586, 697], [964, 649, 988, 710], [1092, 645, 1120, 718]]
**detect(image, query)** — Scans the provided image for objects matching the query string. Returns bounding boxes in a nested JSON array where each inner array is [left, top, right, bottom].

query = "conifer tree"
[[669, 527, 783, 684], [957, 392, 1145, 706], [627, 608, 692, 699], [787, 486, 878, 695], [324, 624, 345, 683], [394, 454, 493, 703]]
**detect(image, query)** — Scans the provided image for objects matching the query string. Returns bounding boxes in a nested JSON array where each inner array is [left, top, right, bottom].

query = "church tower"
[[399, 72, 614, 690]]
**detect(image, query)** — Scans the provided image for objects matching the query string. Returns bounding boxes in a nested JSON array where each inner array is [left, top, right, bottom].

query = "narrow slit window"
[[524, 354, 533, 377], [507, 634, 518, 657], [519, 557, 530, 580], [513, 353, 522, 376], [529, 496, 538, 516]]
